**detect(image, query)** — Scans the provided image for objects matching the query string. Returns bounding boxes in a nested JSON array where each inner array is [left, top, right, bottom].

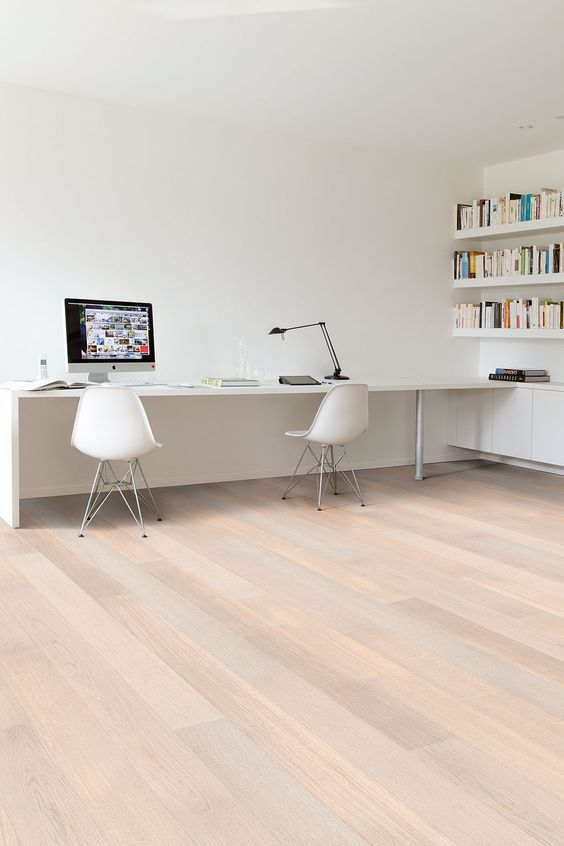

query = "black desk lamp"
[[268, 322, 349, 380]]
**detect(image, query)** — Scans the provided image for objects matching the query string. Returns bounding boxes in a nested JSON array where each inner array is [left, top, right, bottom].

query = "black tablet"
[[279, 375, 321, 385]]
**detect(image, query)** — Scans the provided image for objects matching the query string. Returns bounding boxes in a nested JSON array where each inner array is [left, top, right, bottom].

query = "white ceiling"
[[1, 0, 564, 164]]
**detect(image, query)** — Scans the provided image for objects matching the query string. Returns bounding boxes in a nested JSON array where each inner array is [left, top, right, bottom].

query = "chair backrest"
[[71, 386, 158, 460], [306, 383, 369, 446]]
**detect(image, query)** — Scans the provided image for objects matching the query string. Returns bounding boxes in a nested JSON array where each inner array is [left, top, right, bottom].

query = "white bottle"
[[237, 338, 247, 379], [39, 354, 48, 380]]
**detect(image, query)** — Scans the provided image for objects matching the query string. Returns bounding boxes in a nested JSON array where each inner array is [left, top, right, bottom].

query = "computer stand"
[[88, 372, 111, 384]]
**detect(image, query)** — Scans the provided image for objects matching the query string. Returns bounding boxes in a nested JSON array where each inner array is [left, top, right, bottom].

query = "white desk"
[[0, 379, 512, 529]]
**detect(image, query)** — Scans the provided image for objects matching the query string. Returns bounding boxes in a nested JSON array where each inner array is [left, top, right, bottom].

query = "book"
[[488, 373, 550, 382], [200, 377, 261, 388], [456, 203, 472, 230], [456, 189, 564, 231], [454, 298, 564, 330], [0, 379, 90, 392], [453, 243, 564, 280], [495, 368, 547, 377]]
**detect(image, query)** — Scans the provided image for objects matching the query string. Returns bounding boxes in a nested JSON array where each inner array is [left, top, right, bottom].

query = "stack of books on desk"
[[200, 377, 261, 387], [488, 368, 550, 383]]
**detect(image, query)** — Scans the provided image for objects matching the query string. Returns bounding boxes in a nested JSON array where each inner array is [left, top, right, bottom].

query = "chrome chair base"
[[282, 443, 365, 511], [79, 458, 162, 538]]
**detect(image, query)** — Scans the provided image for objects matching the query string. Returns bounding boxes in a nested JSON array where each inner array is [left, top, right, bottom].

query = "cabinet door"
[[531, 390, 564, 466], [492, 388, 532, 459], [451, 390, 493, 452]]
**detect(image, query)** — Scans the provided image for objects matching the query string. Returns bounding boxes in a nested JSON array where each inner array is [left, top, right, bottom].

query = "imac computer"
[[64, 298, 156, 383]]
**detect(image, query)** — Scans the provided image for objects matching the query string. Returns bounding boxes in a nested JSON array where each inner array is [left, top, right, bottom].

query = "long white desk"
[[0, 379, 513, 529]]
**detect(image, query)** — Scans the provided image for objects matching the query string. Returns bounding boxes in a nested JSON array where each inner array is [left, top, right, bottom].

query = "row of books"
[[456, 188, 564, 231], [488, 368, 549, 383], [454, 243, 564, 280], [454, 298, 564, 330]]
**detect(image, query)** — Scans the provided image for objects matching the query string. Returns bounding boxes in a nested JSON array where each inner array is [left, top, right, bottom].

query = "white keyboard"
[[107, 381, 168, 387]]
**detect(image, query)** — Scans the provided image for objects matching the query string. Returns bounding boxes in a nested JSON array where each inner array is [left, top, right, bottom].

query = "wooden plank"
[[178, 718, 369, 846], [7, 551, 221, 731], [0, 461, 560, 844], [0, 562, 282, 846]]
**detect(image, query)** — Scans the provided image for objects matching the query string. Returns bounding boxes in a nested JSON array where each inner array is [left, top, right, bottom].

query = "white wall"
[[484, 149, 564, 196], [0, 82, 480, 383], [0, 83, 482, 487], [480, 149, 564, 381]]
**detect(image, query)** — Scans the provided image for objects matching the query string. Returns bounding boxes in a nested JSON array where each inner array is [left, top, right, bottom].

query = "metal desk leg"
[[414, 389, 424, 481]]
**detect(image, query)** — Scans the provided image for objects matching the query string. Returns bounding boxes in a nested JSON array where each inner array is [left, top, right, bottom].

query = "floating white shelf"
[[453, 328, 564, 338], [453, 273, 564, 289], [454, 217, 564, 241]]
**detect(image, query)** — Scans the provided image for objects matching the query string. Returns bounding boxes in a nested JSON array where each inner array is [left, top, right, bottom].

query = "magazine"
[[0, 379, 90, 392]]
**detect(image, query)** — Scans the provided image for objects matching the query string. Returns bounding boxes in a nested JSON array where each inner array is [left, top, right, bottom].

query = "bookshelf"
[[454, 217, 564, 241], [453, 328, 564, 338], [454, 191, 564, 336], [454, 273, 564, 289]]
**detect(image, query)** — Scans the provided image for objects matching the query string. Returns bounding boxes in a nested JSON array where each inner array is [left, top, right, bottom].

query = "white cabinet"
[[449, 385, 564, 468], [451, 390, 493, 451], [492, 389, 532, 459], [531, 390, 564, 466]]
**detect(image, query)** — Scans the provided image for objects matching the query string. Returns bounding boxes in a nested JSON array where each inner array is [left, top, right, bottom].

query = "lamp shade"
[[268, 327, 285, 335]]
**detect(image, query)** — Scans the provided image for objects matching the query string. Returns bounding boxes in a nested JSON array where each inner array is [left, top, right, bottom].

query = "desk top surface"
[[3, 378, 530, 398]]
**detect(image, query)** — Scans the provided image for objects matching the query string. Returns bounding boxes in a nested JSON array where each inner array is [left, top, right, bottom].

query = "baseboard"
[[478, 452, 564, 477], [19, 452, 466, 500]]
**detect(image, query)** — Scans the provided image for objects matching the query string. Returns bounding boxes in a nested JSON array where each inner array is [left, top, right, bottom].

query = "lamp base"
[[325, 373, 350, 380]]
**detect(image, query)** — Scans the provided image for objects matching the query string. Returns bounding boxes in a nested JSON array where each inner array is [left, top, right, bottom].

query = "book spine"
[[458, 188, 564, 230], [455, 297, 564, 331], [494, 368, 546, 377]]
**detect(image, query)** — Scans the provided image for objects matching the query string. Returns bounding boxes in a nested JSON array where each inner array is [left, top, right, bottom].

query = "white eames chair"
[[282, 383, 369, 510], [71, 386, 162, 537]]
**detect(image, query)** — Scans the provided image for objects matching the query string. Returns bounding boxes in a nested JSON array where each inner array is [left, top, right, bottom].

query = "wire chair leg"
[[317, 445, 327, 511], [79, 461, 104, 537], [282, 443, 310, 500], [128, 461, 147, 538], [134, 459, 163, 521], [343, 447, 365, 507], [330, 445, 338, 495]]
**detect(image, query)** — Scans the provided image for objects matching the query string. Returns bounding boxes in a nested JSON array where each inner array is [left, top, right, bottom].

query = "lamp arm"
[[270, 320, 347, 379], [319, 322, 341, 376], [282, 322, 324, 332]]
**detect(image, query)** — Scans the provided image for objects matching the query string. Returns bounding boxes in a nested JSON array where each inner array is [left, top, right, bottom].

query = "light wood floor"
[[1, 461, 564, 845]]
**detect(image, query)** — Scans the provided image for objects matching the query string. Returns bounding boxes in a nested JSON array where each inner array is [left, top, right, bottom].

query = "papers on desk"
[[0, 379, 89, 391]]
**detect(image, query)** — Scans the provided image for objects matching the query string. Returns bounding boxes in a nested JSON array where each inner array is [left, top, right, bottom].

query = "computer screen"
[[64, 298, 155, 365]]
